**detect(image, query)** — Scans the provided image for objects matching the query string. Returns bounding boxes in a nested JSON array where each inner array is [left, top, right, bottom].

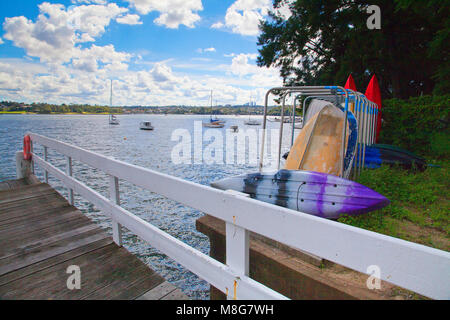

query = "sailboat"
[[108, 80, 119, 125], [210, 92, 225, 124], [244, 99, 261, 126], [203, 91, 224, 128]]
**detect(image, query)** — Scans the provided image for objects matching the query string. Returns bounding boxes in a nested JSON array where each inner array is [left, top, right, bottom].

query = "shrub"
[[379, 95, 450, 159]]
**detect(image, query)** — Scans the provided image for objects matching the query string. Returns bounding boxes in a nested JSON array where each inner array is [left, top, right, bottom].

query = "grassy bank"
[[336, 94, 450, 251], [338, 161, 449, 251], [0, 111, 32, 114]]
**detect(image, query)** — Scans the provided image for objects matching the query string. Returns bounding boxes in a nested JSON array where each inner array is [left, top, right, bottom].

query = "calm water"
[[0, 114, 297, 299]]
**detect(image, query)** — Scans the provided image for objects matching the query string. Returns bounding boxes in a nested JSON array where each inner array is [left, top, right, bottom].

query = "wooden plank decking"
[[0, 176, 188, 300]]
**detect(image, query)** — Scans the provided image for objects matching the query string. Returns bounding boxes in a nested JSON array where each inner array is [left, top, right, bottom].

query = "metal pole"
[[358, 95, 368, 175], [341, 89, 351, 178], [277, 92, 289, 170], [290, 95, 297, 147]]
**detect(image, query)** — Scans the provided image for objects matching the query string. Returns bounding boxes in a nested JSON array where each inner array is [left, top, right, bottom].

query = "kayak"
[[285, 102, 358, 179], [373, 144, 425, 160], [211, 170, 390, 219], [360, 145, 427, 171]]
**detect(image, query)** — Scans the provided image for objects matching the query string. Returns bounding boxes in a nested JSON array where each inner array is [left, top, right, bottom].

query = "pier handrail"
[[25, 132, 450, 300]]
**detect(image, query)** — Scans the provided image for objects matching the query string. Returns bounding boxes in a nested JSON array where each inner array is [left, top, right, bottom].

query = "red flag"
[[344, 74, 357, 91], [365, 75, 382, 143]]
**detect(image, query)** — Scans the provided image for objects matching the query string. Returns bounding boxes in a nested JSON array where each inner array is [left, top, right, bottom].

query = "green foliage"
[[395, 0, 450, 95], [257, 0, 449, 99], [37, 105, 52, 114], [0, 101, 123, 114], [338, 162, 450, 248], [379, 95, 450, 159]]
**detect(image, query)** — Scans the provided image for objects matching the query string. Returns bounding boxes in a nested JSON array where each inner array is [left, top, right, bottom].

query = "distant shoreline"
[[0, 112, 271, 116], [0, 111, 114, 115]]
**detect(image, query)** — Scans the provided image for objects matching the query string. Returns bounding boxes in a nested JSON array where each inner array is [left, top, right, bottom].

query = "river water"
[[0, 114, 297, 299]]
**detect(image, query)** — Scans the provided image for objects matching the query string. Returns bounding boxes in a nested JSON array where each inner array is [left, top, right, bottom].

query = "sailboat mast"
[[110, 79, 113, 108], [210, 90, 213, 119], [249, 95, 252, 121]]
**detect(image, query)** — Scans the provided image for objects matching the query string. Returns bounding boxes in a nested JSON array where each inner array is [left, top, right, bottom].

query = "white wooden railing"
[[23, 133, 450, 300]]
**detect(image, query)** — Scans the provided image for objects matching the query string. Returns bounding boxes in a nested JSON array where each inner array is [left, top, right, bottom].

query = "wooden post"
[[225, 190, 249, 300], [109, 175, 123, 246], [44, 146, 48, 183], [15, 151, 32, 179], [66, 156, 74, 205]]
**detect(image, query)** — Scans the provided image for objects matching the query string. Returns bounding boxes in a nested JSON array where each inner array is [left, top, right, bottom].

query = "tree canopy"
[[257, 0, 449, 99]]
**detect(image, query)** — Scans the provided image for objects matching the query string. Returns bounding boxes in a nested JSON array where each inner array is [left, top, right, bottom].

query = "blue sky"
[[0, 0, 285, 106]]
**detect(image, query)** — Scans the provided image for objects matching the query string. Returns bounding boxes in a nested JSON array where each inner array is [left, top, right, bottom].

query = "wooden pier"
[[0, 176, 187, 300]]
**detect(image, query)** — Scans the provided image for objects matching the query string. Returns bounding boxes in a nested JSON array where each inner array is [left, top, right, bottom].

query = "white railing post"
[[30, 140, 34, 174], [66, 156, 74, 205], [109, 175, 123, 246], [225, 190, 250, 300], [44, 146, 48, 183]]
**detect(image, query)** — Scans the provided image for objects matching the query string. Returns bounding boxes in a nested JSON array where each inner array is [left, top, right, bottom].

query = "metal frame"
[[259, 86, 350, 177], [294, 88, 379, 179], [25, 132, 450, 300]]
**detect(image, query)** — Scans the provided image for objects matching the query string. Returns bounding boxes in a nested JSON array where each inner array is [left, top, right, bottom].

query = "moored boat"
[[244, 119, 261, 126], [202, 121, 224, 128], [109, 114, 119, 125], [140, 121, 154, 130]]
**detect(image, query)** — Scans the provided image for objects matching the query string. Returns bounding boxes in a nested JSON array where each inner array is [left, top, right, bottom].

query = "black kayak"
[[358, 144, 427, 171], [283, 144, 428, 171]]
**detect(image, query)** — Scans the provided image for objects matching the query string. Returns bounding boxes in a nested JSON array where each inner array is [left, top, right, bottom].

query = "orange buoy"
[[23, 135, 32, 160]]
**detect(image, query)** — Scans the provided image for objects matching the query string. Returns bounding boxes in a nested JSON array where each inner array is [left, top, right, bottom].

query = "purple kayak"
[[211, 170, 389, 219]]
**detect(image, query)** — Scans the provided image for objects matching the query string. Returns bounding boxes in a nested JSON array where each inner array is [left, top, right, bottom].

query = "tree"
[[395, 0, 450, 95], [257, 0, 449, 99], [38, 105, 52, 114]]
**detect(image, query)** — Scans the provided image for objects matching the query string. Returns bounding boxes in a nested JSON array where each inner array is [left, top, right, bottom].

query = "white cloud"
[[3, 2, 130, 71], [0, 53, 282, 106], [71, 0, 107, 4], [230, 53, 261, 76], [274, 0, 293, 20], [69, 3, 128, 41], [116, 14, 143, 25], [0, 2, 282, 106], [125, 0, 203, 28], [197, 47, 216, 54], [212, 0, 271, 36], [211, 21, 224, 29], [72, 44, 131, 72], [0, 38, 4, 45], [4, 4, 88, 61], [150, 62, 177, 83]]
